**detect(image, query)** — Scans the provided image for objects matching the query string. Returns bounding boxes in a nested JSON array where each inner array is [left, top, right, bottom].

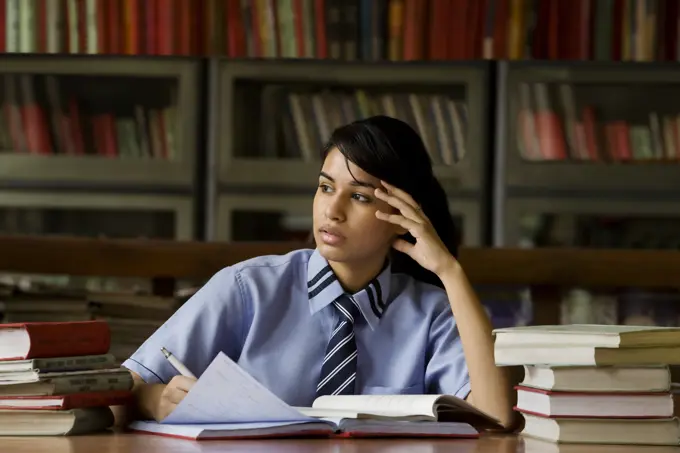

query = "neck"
[[329, 256, 386, 294]]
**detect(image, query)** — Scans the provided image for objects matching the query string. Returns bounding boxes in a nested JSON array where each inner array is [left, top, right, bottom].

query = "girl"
[[124, 115, 513, 428]]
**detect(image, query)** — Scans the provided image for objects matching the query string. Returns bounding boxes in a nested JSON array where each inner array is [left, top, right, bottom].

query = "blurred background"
[[0, 0, 678, 362]]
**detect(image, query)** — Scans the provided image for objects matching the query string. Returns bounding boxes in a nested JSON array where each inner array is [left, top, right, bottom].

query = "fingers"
[[375, 210, 420, 232], [392, 238, 415, 255], [375, 188, 422, 222], [164, 387, 189, 405], [170, 375, 197, 393], [377, 181, 429, 223], [380, 181, 419, 210]]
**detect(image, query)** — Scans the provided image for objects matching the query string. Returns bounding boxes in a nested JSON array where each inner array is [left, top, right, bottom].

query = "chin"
[[316, 243, 351, 263]]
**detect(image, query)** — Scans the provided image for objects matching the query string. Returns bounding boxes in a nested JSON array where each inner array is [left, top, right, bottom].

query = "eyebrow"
[[319, 171, 376, 189]]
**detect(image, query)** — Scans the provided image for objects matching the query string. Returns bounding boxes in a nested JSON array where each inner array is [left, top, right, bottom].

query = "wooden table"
[[2, 432, 678, 452]]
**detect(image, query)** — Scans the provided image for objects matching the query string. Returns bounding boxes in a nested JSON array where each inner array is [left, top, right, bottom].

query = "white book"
[[494, 324, 680, 349], [520, 364, 671, 392]]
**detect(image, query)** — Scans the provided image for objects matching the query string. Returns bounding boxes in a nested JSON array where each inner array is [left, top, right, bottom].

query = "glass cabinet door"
[[503, 62, 680, 192], [0, 57, 199, 187], [214, 60, 489, 194]]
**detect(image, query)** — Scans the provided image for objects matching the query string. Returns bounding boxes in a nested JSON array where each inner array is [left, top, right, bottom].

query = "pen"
[[161, 346, 197, 379]]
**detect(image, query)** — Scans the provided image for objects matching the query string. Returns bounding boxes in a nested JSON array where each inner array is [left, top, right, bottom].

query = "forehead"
[[321, 148, 378, 183]]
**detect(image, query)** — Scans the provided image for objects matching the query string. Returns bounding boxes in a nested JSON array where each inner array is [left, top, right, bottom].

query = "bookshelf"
[[502, 61, 680, 192], [494, 60, 680, 246], [0, 55, 200, 188], [207, 58, 491, 244], [215, 193, 483, 246]]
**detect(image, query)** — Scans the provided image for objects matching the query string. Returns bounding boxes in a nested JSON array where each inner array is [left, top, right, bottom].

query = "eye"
[[352, 193, 372, 203], [318, 183, 332, 193]]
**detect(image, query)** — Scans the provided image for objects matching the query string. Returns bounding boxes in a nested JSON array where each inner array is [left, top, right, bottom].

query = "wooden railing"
[[2, 234, 680, 324]]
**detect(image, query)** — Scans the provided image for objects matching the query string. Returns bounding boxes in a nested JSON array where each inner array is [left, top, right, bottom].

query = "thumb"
[[392, 238, 415, 255]]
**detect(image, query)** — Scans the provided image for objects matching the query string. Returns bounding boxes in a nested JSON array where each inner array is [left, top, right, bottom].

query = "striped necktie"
[[316, 294, 361, 397]]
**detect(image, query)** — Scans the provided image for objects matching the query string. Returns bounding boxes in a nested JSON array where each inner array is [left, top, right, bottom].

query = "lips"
[[319, 225, 345, 246]]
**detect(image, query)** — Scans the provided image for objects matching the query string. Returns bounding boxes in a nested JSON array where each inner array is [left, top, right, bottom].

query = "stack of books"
[[494, 324, 680, 446], [0, 320, 134, 436]]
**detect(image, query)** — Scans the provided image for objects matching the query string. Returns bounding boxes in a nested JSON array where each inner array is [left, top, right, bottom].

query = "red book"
[[0, 321, 110, 361]]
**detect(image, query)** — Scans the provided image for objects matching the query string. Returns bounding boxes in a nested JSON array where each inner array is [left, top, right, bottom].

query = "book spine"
[[31, 354, 117, 372], [50, 370, 134, 395]]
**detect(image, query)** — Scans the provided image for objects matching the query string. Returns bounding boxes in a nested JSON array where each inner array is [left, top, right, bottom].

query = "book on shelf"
[[516, 82, 680, 162], [4, 1, 677, 61], [128, 351, 501, 440], [253, 88, 467, 165], [0, 74, 176, 160]]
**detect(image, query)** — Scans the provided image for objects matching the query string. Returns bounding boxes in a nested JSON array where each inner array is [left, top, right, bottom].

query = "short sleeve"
[[122, 266, 247, 384], [424, 303, 470, 399]]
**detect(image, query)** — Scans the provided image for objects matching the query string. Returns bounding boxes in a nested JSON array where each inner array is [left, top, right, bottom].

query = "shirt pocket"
[[362, 384, 422, 395]]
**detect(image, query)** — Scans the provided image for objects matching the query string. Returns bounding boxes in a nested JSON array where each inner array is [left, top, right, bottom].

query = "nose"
[[325, 193, 346, 222]]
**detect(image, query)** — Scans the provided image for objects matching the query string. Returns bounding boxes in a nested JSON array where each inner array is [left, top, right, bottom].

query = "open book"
[[128, 352, 500, 440]]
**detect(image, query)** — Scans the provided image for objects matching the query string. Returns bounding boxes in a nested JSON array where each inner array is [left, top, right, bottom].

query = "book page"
[[312, 394, 441, 417], [162, 352, 315, 424], [295, 406, 434, 422]]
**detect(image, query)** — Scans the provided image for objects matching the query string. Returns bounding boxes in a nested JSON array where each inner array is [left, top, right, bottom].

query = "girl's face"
[[312, 148, 403, 268]]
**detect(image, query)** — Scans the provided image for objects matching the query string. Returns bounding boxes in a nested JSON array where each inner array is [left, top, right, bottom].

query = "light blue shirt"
[[123, 248, 470, 406]]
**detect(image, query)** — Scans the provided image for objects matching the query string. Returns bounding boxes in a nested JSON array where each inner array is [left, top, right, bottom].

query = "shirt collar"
[[307, 249, 392, 330]]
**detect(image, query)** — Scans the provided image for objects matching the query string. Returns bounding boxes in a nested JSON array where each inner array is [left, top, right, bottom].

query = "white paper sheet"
[[162, 351, 313, 424]]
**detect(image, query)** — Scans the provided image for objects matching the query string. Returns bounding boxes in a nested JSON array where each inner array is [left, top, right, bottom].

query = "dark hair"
[[320, 115, 460, 288]]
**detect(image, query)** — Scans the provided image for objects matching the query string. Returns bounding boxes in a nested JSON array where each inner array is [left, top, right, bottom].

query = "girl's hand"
[[374, 181, 457, 277]]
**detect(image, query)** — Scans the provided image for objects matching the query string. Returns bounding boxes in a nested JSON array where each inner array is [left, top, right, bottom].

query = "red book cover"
[[36, 0, 48, 53], [0, 321, 110, 361], [107, 0, 120, 54], [157, 0, 175, 55], [226, 0, 247, 57], [146, 0, 157, 54], [95, 0, 108, 54], [428, 0, 449, 60], [402, 0, 426, 60], [0, 0, 5, 52]]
